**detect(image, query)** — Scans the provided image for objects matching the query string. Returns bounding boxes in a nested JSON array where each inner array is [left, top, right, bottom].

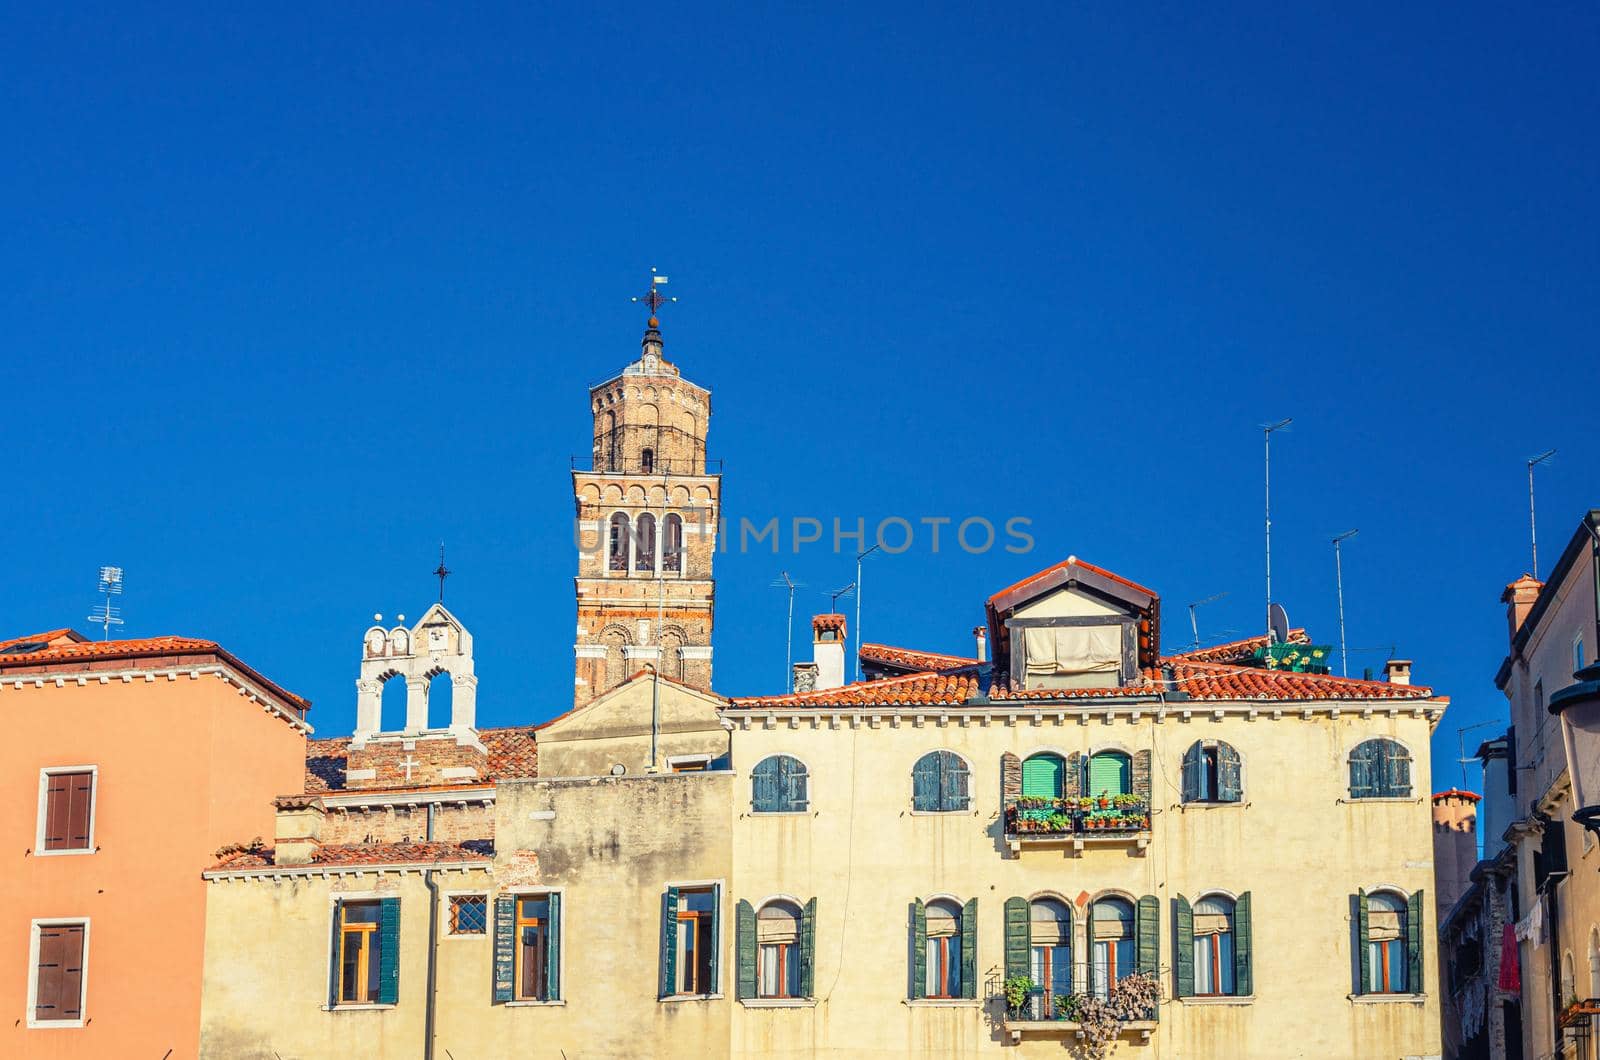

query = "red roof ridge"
[[986, 556, 1157, 610], [729, 665, 982, 708]]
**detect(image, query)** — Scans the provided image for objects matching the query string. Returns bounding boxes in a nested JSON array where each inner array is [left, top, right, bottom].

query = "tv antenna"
[[854, 545, 881, 682], [1186, 592, 1229, 651], [825, 582, 856, 615], [1261, 418, 1292, 640], [1527, 449, 1556, 578], [88, 566, 124, 640], [1332, 530, 1359, 676], [769, 572, 807, 691]]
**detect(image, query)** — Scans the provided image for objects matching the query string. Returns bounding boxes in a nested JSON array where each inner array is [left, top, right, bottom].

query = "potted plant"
[[1004, 975, 1036, 1017], [1097, 791, 1111, 810]]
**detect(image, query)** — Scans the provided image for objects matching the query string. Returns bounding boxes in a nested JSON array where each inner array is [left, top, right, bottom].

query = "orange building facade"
[[0, 629, 308, 1059]]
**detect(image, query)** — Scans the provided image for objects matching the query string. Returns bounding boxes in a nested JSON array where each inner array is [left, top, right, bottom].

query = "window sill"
[[1347, 993, 1426, 1004], [1342, 797, 1419, 804], [909, 809, 974, 817], [903, 998, 982, 1008], [748, 811, 811, 817], [505, 999, 566, 1007], [32, 847, 97, 857], [323, 1003, 398, 1013], [1180, 800, 1245, 810], [740, 997, 818, 1008], [26, 1018, 86, 1030], [1179, 994, 1255, 1005], [660, 993, 724, 1003]]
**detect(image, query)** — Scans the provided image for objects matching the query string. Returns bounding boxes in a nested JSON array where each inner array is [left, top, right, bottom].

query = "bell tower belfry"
[[571, 277, 720, 708]]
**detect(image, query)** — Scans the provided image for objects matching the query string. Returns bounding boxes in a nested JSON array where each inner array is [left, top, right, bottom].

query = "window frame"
[[662, 513, 684, 574], [35, 765, 98, 857], [607, 512, 631, 573], [1088, 895, 1136, 1000], [1190, 894, 1237, 997], [669, 883, 722, 998], [1348, 738, 1413, 799], [515, 894, 553, 1002], [911, 749, 972, 813], [26, 917, 90, 1029], [750, 754, 810, 814], [335, 900, 384, 1007], [755, 898, 804, 1000], [923, 897, 965, 1000], [445, 892, 488, 938], [1363, 889, 1411, 995]]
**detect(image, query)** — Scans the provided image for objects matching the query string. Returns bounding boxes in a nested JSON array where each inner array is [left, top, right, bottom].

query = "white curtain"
[[1023, 626, 1121, 675]]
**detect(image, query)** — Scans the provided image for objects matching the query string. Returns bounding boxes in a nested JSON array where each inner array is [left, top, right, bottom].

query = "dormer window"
[[1019, 624, 1124, 690]]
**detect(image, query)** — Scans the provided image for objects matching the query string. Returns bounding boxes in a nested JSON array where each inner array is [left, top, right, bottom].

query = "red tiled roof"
[[1432, 789, 1482, 802], [0, 629, 310, 714], [730, 654, 1436, 709], [859, 642, 978, 674], [304, 725, 538, 793], [986, 557, 1158, 610], [209, 839, 494, 872], [1173, 630, 1309, 664], [813, 613, 847, 633]]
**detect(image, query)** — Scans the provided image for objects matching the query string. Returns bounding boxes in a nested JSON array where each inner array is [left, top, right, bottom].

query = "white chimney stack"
[[1385, 659, 1413, 686], [973, 625, 988, 663], [812, 614, 847, 691]]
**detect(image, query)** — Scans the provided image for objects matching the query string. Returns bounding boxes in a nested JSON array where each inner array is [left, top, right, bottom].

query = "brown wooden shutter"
[[44, 771, 93, 852], [35, 923, 85, 1021]]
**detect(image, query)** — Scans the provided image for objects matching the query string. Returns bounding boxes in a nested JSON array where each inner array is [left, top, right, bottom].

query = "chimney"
[[1385, 659, 1412, 686], [791, 661, 818, 694], [812, 614, 847, 691], [1502, 575, 1544, 643], [272, 795, 325, 867], [973, 626, 988, 663], [1431, 790, 1480, 926]]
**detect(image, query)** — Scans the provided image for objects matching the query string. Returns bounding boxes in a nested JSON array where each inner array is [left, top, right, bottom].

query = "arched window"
[[601, 627, 629, 690], [751, 755, 808, 813], [1021, 753, 1064, 798], [923, 899, 965, 999], [662, 514, 684, 573], [635, 513, 656, 573], [1364, 891, 1409, 993], [1192, 895, 1236, 996], [379, 674, 407, 731], [603, 410, 618, 471], [1030, 898, 1073, 1015], [1089, 896, 1135, 999], [1182, 741, 1242, 803], [1350, 739, 1411, 798], [641, 447, 655, 474], [1085, 750, 1131, 800], [608, 513, 630, 572], [426, 671, 452, 729], [756, 900, 802, 999], [912, 751, 970, 812]]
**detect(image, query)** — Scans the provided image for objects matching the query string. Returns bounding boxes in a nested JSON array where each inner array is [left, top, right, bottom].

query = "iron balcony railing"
[[1002, 795, 1151, 837]]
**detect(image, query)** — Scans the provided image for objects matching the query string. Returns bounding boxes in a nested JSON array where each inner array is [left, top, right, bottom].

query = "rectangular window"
[[925, 935, 961, 998], [1193, 931, 1235, 995], [1367, 939, 1407, 993], [39, 768, 95, 854], [516, 896, 551, 1001], [449, 895, 487, 936], [338, 902, 383, 1005], [30, 921, 87, 1026], [676, 888, 717, 996]]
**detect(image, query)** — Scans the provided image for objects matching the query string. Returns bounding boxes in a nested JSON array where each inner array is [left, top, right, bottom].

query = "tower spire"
[[631, 268, 675, 360], [434, 543, 451, 603]]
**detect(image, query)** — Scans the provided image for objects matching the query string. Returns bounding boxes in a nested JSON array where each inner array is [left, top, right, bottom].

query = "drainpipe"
[[424, 803, 441, 1060]]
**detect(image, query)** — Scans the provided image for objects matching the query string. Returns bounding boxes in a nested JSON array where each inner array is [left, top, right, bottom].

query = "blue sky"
[[2, 3, 1595, 790]]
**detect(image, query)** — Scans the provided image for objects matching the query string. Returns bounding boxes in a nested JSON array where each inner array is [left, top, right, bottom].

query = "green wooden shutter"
[[1173, 895, 1194, 998], [942, 754, 970, 811], [911, 899, 927, 999], [1089, 753, 1130, 798], [960, 898, 978, 999], [1356, 889, 1370, 995], [660, 886, 679, 998], [492, 895, 515, 1002], [328, 900, 343, 1007], [1406, 889, 1424, 995], [787, 759, 809, 811], [709, 883, 722, 994], [1181, 743, 1202, 802], [800, 898, 817, 999], [735, 899, 757, 1000], [1350, 744, 1376, 798], [1004, 897, 1030, 981], [1233, 892, 1253, 996], [546, 892, 562, 1002], [752, 758, 779, 812], [913, 755, 939, 811], [377, 897, 400, 1005], [1218, 743, 1243, 803], [1022, 754, 1063, 797], [1136, 895, 1159, 977]]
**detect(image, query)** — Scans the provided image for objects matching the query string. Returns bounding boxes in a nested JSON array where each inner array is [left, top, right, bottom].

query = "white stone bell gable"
[[353, 602, 481, 747]]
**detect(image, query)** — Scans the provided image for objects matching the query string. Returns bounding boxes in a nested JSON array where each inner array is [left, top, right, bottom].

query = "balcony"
[[1000, 984, 1157, 1044], [1001, 795, 1151, 857]]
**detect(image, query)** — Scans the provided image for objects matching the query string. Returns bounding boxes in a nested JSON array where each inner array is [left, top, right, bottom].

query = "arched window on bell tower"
[[608, 513, 630, 572], [663, 514, 683, 573], [641, 447, 655, 474], [636, 513, 657, 573]]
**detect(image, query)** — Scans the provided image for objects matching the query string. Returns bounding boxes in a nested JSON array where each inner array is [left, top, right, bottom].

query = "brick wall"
[[320, 801, 494, 845], [346, 735, 489, 791]]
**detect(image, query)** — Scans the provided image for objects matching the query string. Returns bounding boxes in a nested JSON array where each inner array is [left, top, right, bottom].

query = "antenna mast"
[[770, 572, 806, 691], [1332, 530, 1359, 677], [854, 544, 880, 682], [1262, 418, 1292, 639], [1528, 449, 1556, 578], [1186, 592, 1229, 651], [88, 566, 124, 640]]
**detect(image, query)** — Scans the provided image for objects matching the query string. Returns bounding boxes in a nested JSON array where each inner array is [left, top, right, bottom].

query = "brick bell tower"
[[571, 274, 719, 708]]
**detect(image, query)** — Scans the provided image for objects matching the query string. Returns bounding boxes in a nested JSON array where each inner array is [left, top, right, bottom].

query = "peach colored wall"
[[1, 669, 304, 1059]]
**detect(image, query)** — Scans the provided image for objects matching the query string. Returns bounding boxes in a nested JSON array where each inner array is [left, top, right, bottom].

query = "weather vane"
[[631, 268, 676, 320], [434, 543, 451, 603]]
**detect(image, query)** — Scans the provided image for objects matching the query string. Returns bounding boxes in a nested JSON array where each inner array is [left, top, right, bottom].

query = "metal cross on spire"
[[631, 268, 676, 321], [434, 543, 451, 603]]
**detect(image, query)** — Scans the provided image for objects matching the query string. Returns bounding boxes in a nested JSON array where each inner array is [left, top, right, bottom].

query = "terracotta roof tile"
[[1172, 630, 1310, 664], [209, 839, 493, 872], [303, 725, 538, 793], [1164, 658, 1434, 701], [859, 643, 978, 674]]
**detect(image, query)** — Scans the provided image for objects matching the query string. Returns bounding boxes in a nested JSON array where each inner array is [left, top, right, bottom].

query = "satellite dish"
[[1268, 603, 1290, 646]]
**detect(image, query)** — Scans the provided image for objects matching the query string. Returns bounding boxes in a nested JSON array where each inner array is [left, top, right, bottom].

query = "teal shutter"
[[1004, 897, 1030, 981], [752, 758, 780, 811], [1406, 890, 1424, 995], [913, 754, 940, 810], [328, 900, 343, 1007], [1022, 754, 1064, 797], [1356, 889, 1370, 994], [1181, 743, 1202, 802], [709, 883, 722, 994], [1174, 895, 1194, 998], [800, 898, 817, 998], [1234, 892, 1253, 996], [1350, 743, 1377, 798], [546, 892, 562, 1002], [1135, 895, 1158, 977], [377, 897, 400, 1005], [960, 898, 978, 999], [735, 900, 757, 1000], [660, 886, 680, 998], [785, 758, 808, 810], [911, 899, 927, 999], [1385, 744, 1412, 797], [941, 754, 970, 810], [1089, 753, 1131, 798], [492, 896, 515, 1002], [1218, 743, 1242, 803]]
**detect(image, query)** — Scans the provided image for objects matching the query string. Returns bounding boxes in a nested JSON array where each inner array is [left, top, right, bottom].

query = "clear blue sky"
[[2, 4, 1595, 790]]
